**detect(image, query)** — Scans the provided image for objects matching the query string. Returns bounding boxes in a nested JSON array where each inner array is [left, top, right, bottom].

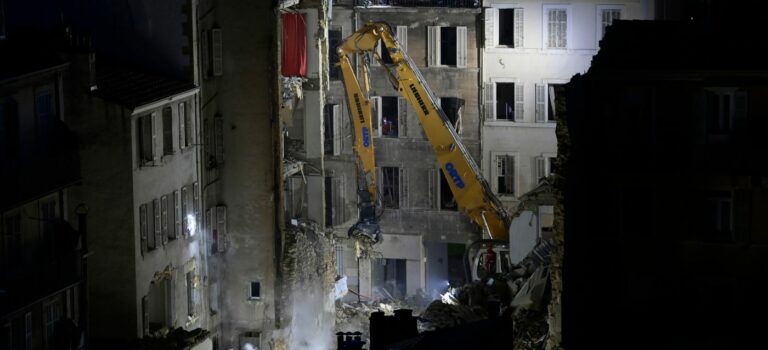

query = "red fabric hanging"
[[281, 13, 307, 77]]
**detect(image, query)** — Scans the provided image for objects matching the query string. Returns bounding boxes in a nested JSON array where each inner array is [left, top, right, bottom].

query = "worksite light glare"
[[187, 214, 197, 236]]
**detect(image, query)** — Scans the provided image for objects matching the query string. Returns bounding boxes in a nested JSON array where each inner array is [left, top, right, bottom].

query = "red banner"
[[281, 13, 307, 77]]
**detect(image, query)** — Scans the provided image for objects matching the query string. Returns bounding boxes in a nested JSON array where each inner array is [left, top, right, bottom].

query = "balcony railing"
[[353, 0, 480, 8]]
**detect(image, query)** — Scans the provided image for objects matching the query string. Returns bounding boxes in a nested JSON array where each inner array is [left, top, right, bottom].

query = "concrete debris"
[[141, 327, 210, 350], [276, 219, 337, 350], [281, 76, 305, 105], [511, 266, 550, 311], [419, 300, 487, 332], [513, 309, 549, 350]]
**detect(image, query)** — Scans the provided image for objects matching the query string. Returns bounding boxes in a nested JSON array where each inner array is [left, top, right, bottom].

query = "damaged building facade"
[[481, 0, 654, 261]]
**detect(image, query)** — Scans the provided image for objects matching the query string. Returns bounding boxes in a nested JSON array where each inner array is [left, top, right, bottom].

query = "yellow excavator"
[[338, 22, 512, 281]]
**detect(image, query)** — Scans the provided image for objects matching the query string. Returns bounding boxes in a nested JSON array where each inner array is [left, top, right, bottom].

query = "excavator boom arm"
[[339, 22, 511, 241]]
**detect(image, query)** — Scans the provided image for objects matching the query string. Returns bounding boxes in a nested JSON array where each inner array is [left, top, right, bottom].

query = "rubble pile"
[[276, 219, 337, 350], [141, 327, 210, 350]]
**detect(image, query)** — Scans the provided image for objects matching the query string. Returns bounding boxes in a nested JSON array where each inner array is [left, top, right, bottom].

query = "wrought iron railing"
[[353, 0, 480, 8]]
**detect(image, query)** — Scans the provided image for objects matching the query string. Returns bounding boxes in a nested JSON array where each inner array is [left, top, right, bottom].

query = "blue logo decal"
[[362, 127, 371, 148], [445, 162, 465, 189]]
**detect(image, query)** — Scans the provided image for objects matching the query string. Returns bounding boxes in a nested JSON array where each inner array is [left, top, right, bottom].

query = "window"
[[328, 29, 342, 79], [3, 213, 21, 266], [181, 186, 190, 236], [161, 195, 169, 243], [377, 25, 407, 65], [179, 102, 193, 149], [598, 6, 623, 40], [493, 154, 515, 196], [705, 89, 746, 136], [535, 155, 557, 182], [25, 312, 32, 350], [336, 245, 345, 277], [698, 191, 734, 242], [186, 271, 196, 316], [152, 198, 161, 248], [325, 176, 346, 227], [372, 258, 406, 299], [249, 281, 261, 300], [43, 299, 62, 349], [381, 97, 399, 137], [137, 114, 154, 165], [439, 170, 457, 210], [493, 82, 523, 121], [171, 190, 180, 240], [440, 97, 463, 133], [140, 204, 148, 254], [39, 197, 57, 239], [499, 8, 524, 47], [324, 104, 342, 156], [211, 28, 223, 76], [162, 107, 173, 155], [544, 7, 568, 49], [381, 167, 400, 209], [427, 26, 467, 67], [35, 90, 54, 130], [536, 83, 564, 122]]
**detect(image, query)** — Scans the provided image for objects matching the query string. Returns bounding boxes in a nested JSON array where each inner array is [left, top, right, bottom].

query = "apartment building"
[[0, 34, 85, 350], [315, 0, 485, 300], [481, 0, 653, 254]]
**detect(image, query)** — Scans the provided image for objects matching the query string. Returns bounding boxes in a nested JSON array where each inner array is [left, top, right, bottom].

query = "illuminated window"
[[544, 7, 568, 49]]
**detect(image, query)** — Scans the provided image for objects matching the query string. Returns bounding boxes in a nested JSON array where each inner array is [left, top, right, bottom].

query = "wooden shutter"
[[535, 84, 546, 122], [456, 26, 467, 68], [181, 187, 189, 236], [216, 206, 227, 253], [212, 28, 223, 76], [396, 26, 408, 52], [484, 8, 498, 48], [173, 190, 180, 239], [161, 195, 169, 244], [535, 157, 546, 182], [484, 82, 496, 121], [332, 105, 342, 155], [214, 115, 224, 164], [427, 26, 440, 67], [332, 177, 345, 226], [372, 96, 382, 137], [398, 97, 408, 138], [399, 168, 408, 209], [151, 112, 159, 162], [153, 198, 162, 248], [206, 208, 214, 253], [514, 9, 524, 48], [201, 30, 210, 77], [193, 182, 200, 234], [427, 168, 438, 209], [179, 102, 186, 149], [140, 204, 148, 255], [514, 83, 524, 121], [142, 296, 149, 336]]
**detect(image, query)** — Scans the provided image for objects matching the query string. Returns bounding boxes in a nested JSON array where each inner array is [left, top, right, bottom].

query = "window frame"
[[490, 152, 518, 197], [542, 5, 572, 50], [490, 78, 524, 122], [494, 6, 524, 49], [427, 25, 468, 68], [542, 80, 567, 123], [596, 5, 625, 44]]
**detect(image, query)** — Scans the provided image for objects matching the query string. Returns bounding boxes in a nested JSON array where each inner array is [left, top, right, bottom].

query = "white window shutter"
[[201, 30, 209, 77], [372, 42, 381, 67], [151, 112, 158, 162], [398, 97, 408, 138], [399, 168, 408, 209], [734, 91, 747, 129], [535, 84, 546, 122], [535, 157, 546, 182], [212, 28, 223, 76], [484, 8, 498, 48], [372, 96, 382, 137], [428, 168, 437, 209], [193, 182, 200, 225], [153, 198, 162, 247], [216, 206, 227, 253], [140, 204, 148, 255], [396, 26, 408, 53], [456, 26, 467, 68], [491, 156, 499, 193], [173, 190, 181, 239], [483, 82, 495, 121], [332, 104, 342, 155], [214, 115, 224, 164], [179, 103, 186, 150], [514, 9, 524, 48], [206, 208, 214, 254], [427, 26, 441, 67], [161, 195, 169, 244], [514, 83, 524, 121]]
